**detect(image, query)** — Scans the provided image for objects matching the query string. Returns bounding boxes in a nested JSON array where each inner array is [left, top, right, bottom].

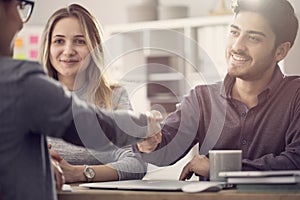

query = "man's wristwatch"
[[83, 165, 96, 182]]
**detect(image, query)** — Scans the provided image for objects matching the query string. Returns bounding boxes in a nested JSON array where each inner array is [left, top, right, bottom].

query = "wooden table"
[[58, 185, 300, 200]]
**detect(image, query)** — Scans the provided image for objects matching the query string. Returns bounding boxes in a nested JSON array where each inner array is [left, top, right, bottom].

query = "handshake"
[[140, 110, 164, 153]]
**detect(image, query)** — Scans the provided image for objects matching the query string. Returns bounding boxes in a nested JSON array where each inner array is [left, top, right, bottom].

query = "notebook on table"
[[219, 170, 300, 178], [219, 170, 300, 184]]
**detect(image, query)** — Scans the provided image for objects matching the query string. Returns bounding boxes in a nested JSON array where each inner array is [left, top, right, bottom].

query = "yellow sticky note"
[[14, 53, 27, 60]]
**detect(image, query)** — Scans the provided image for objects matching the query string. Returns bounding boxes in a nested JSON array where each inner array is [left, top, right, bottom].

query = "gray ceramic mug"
[[209, 150, 242, 181]]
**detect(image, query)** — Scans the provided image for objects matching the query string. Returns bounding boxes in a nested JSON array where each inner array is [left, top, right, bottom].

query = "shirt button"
[[241, 112, 246, 117], [242, 139, 247, 145]]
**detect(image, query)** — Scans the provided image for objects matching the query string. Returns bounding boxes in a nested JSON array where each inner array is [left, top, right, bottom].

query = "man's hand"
[[137, 132, 162, 153], [146, 110, 163, 137], [137, 110, 163, 153], [179, 154, 209, 180]]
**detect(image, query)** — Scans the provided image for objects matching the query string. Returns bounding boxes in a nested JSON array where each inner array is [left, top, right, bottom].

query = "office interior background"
[[16, 0, 300, 180]]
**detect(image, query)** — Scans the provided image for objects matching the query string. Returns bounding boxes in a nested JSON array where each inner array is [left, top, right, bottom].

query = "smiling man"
[[136, 0, 300, 180]]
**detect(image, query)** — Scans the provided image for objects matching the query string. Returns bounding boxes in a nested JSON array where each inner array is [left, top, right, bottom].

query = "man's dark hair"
[[233, 0, 299, 47]]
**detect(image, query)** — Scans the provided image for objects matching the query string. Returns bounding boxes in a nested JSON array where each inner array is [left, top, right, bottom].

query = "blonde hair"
[[40, 3, 113, 109]]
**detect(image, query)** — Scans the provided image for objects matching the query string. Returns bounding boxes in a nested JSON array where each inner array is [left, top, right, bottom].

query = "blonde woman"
[[40, 4, 147, 183]]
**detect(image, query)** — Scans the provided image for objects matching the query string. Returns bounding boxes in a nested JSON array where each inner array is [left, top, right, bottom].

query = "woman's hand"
[[50, 147, 85, 183], [59, 159, 85, 183], [49, 145, 65, 190], [49, 148, 63, 162], [51, 158, 65, 191]]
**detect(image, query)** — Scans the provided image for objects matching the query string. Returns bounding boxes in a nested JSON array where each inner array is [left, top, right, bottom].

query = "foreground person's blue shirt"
[[137, 66, 300, 170]]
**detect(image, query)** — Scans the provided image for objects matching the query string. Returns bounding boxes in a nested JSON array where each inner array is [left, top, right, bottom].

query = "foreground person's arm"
[[23, 66, 162, 149]]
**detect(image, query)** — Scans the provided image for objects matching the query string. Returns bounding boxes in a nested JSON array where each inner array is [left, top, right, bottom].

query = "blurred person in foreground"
[[0, 1, 161, 199]]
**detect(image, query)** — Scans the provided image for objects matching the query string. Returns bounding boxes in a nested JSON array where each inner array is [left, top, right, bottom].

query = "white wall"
[[290, 0, 300, 12], [29, 0, 220, 26], [283, 0, 300, 75], [28, 0, 136, 26], [29, 0, 300, 26]]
